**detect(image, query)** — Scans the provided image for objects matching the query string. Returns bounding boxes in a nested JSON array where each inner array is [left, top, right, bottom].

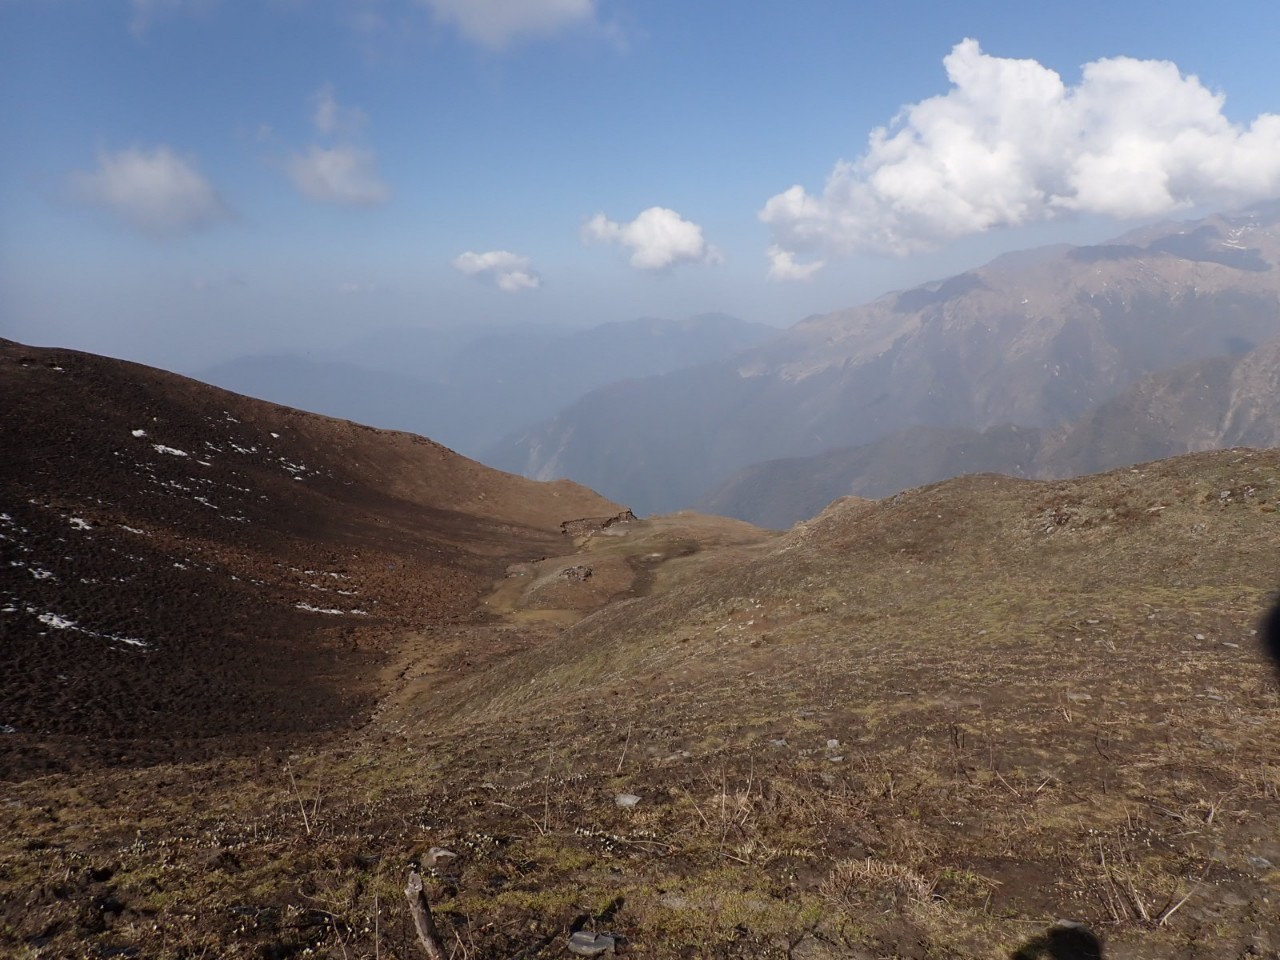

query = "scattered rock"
[[614, 793, 641, 809], [562, 564, 593, 582], [568, 930, 616, 956]]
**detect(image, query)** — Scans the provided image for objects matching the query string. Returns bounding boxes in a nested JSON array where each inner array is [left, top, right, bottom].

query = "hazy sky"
[[4, 0, 1280, 371]]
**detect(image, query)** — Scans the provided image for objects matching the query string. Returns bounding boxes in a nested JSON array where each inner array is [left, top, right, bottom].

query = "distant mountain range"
[[196, 312, 777, 457], [700, 331, 1280, 526], [489, 202, 1280, 517]]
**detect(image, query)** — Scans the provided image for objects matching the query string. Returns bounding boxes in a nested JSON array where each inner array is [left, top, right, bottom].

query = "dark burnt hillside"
[[0, 339, 620, 773]]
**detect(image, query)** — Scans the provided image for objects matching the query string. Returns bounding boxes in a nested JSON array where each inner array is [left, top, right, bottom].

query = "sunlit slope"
[[394, 450, 1280, 951]]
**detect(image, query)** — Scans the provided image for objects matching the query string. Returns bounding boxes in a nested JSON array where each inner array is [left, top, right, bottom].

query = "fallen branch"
[[404, 870, 447, 960]]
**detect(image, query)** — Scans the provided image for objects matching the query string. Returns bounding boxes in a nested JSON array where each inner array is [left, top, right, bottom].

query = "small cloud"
[[582, 207, 721, 271], [337, 280, 381, 295], [71, 145, 228, 235], [287, 145, 390, 206], [129, 0, 205, 40], [452, 250, 541, 292], [312, 84, 367, 137], [420, 0, 596, 49], [761, 38, 1280, 261], [766, 245, 825, 281]]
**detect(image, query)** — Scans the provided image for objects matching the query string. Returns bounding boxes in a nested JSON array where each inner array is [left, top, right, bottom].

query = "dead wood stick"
[[404, 870, 447, 960]]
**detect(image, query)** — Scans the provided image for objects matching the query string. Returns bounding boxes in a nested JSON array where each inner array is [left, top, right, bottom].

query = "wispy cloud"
[[419, 0, 596, 49], [129, 0, 206, 40], [287, 86, 389, 206], [287, 145, 390, 206], [452, 250, 541, 292], [761, 39, 1280, 272], [312, 83, 367, 137], [583, 207, 721, 271], [71, 145, 228, 235]]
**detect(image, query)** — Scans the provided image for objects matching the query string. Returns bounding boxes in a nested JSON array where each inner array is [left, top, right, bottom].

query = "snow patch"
[[28, 607, 148, 648], [132, 429, 147, 438], [38, 612, 77, 630], [68, 517, 92, 531], [153, 444, 189, 457], [295, 603, 346, 615]]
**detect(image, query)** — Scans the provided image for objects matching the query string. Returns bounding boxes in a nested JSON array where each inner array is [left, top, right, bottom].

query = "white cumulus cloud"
[[287, 145, 390, 206], [71, 145, 228, 235], [766, 245, 825, 282], [452, 250, 542, 292], [420, 0, 595, 49], [583, 207, 721, 271], [761, 39, 1280, 269]]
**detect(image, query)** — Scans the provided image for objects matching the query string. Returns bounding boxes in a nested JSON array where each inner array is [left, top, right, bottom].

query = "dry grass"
[[4, 450, 1280, 958]]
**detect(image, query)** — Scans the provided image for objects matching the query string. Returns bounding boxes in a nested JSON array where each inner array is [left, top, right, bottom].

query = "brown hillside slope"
[[0, 338, 620, 772], [387, 450, 1280, 958]]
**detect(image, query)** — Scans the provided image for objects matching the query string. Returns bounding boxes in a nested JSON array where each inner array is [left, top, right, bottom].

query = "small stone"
[[825, 738, 841, 750], [614, 793, 641, 809], [1248, 855, 1274, 870], [568, 931, 616, 956], [422, 847, 456, 868], [1195, 633, 1207, 641]]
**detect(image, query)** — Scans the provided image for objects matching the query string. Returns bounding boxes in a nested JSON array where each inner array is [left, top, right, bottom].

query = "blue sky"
[[3, 0, 1280, 370]]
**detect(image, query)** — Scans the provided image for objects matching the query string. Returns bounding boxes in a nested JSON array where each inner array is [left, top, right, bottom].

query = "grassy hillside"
[[4, 439, 1278, 958]]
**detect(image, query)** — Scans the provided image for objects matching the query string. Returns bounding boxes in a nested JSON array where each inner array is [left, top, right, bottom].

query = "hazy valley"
[[196, 314, 777, 461]]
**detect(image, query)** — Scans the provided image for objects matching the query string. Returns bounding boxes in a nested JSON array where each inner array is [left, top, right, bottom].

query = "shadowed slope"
[[0, 338, 621, 772]]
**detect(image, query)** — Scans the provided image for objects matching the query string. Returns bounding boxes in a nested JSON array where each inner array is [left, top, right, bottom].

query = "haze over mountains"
[[197, 313, 776, 459], [703, 333, 1280, 527], [491, 202, 1280, 518]]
